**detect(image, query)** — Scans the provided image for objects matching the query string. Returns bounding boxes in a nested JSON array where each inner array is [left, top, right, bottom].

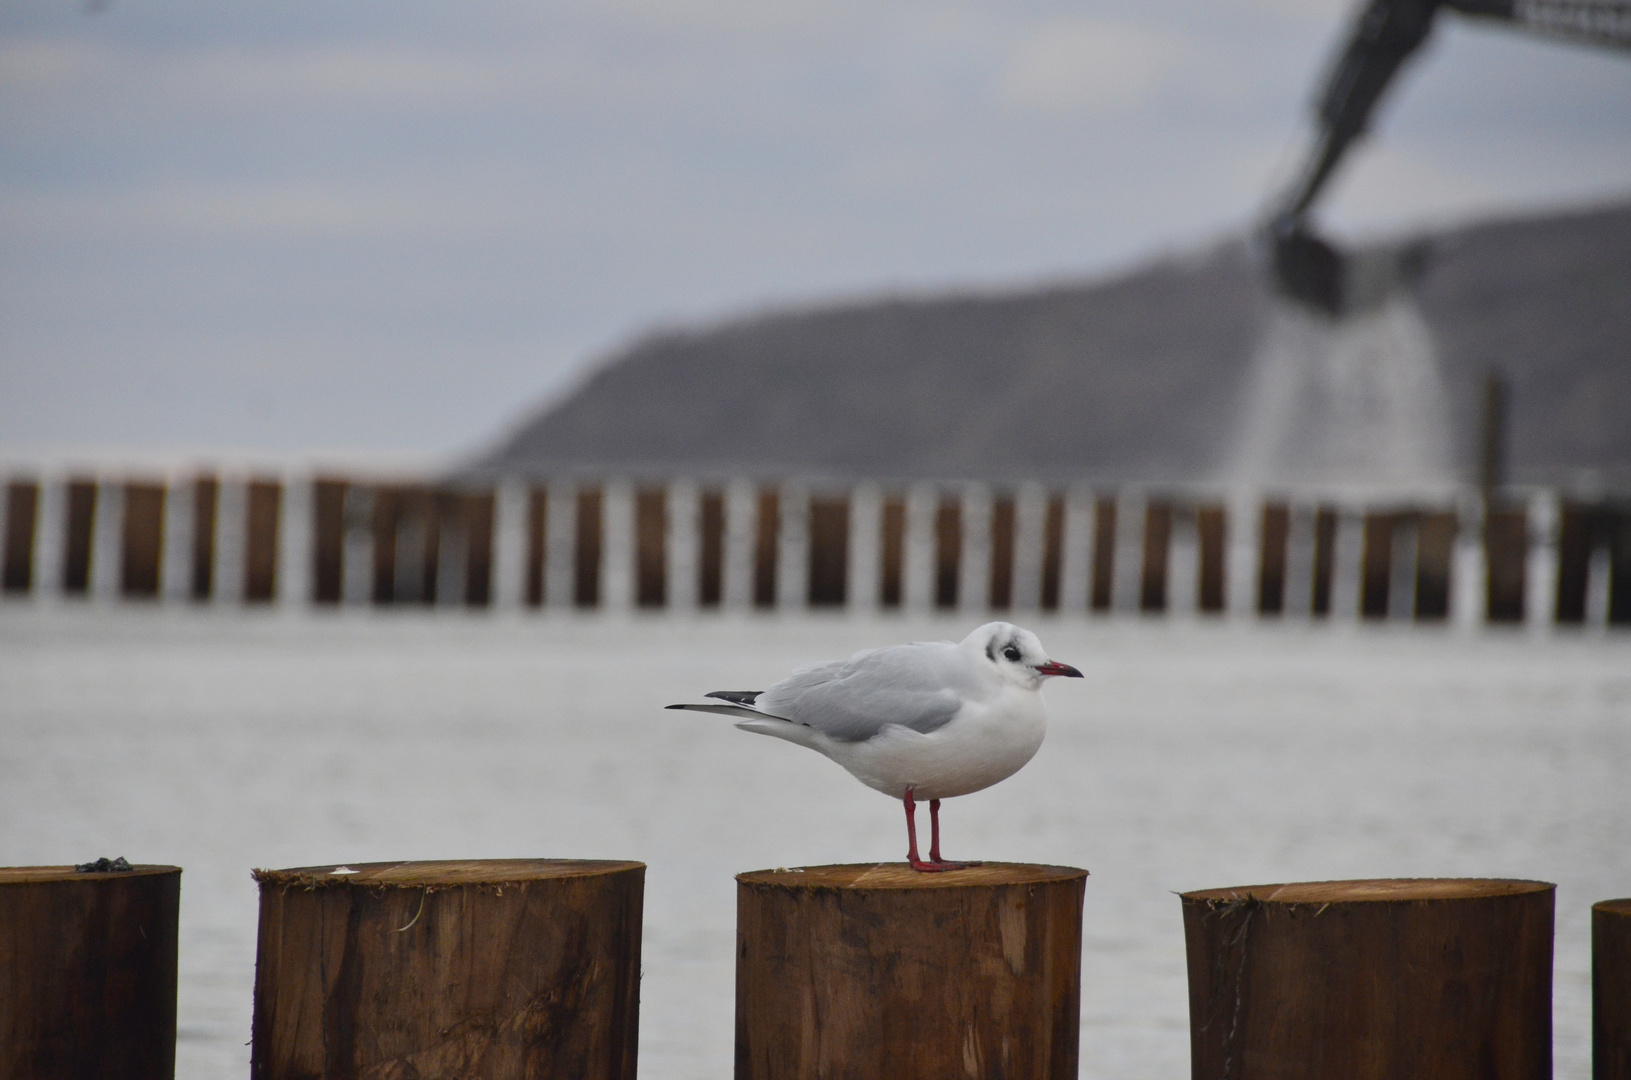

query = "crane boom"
[[1269, 0, 1631, 313]]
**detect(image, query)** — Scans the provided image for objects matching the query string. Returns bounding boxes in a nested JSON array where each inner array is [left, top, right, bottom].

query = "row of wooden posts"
[[3, 471, 1628, 626], [3, 860, 1629, 1080]]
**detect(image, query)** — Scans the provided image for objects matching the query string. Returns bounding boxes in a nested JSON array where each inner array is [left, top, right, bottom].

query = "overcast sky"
[[2, 0, 1628, 466]]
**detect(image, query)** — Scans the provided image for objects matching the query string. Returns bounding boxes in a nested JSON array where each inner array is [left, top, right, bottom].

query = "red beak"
[[1035, 660, 1083, 678]]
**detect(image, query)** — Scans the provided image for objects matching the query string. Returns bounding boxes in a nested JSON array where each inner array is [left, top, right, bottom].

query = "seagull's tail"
[[664, 702, 769, 721], [665, 695, 819, 747], [665, 689, 777, 720]]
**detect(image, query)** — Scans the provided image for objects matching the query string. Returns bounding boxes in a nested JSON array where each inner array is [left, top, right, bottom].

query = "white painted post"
[[774, 480, 807, 612], [904, 483, 938, 614], [1168, 504, 1200, 618], [160, 475, 194, 603], [1011, 482, 1047, 613], [1525, 489, 1559, 633], [277, 475, 312, 610], [1330, 507, 1365, 623], [545, 482, 577, 608], [34, 477, 66, 603], [89, 479, 124, 603], [723, 479, 756, 612], [1388, 514, 1419, 622], [1112, 490, 1144, 614], [848, 482, 882, 614], [667, 478, 700, 613], [600, 480, 634, 613], [1058, 487, 1094, 615], [341, 485, 375, 606], [1226, 492, 1258, 621], [959, 483, 992, 616], [1282, 503, 1315, 620], [1450, 495, 1485, 631], [214, 478, 248, 606], [490, 477, 529, 612]]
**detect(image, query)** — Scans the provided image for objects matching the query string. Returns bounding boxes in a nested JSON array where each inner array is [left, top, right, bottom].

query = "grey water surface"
[[2, 606, 1626, 1078]]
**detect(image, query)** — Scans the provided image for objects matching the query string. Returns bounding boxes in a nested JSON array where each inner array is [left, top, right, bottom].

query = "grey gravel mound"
[[474, 200, 1631, 489]]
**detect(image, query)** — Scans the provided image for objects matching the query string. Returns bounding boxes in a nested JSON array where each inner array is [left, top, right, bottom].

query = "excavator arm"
[[1269, 0, 1631, 313]]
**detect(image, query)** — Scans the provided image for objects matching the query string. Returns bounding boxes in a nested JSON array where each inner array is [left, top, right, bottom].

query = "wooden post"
[[807, 492, 849, 607], [1597, 899, 1631, 1080], [1181, 878, 1554, 1080], [251, 859, 643, 1080], [1196, 503, 1226, 613], [699, 486, 727, 607], [121, 482, 166, 599], [735, 862, 1087, 1080], [1141, 500, 1173, 613], [1256, 502, 1289, 615], [635, 484, 667, 608], [0, 864, 181, 1080], [3, 479, 39, 594]]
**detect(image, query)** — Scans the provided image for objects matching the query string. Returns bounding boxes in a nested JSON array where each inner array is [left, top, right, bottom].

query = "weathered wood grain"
[[0, 864, 181, 1080], [735, 862, 1087, 1080], [1597, 899, 1631, 1080], [251, 858, 644, 1080], [1181, 878, 1554, 1080]]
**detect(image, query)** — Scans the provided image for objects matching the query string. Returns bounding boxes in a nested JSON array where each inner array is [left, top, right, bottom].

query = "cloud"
[[2, 0, 1628, 457], [994, 19, 1193, 113], [0, 39, 112, 97]]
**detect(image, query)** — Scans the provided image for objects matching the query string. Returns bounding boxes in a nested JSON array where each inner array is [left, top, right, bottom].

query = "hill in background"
[[474, 200, 1631, 491]]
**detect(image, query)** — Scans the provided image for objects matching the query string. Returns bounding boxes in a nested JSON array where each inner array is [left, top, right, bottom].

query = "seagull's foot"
[[907, 857, 982, 873]]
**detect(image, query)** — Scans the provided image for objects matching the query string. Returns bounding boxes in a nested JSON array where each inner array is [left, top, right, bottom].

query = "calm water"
[[2, 605, 1627, 1079]]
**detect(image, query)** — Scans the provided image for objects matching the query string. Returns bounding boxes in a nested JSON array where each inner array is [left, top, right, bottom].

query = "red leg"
[[904, 788, 952, 873], [928, 798, 942, 862], [927, 798, 981, 871], [903, 788, 925, 868]]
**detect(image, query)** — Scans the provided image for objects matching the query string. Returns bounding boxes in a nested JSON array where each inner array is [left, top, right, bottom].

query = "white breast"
[[815, 686, 1048, 801]]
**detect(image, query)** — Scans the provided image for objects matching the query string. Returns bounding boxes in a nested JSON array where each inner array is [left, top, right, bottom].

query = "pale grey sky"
[[2, 0, 1628, 464]]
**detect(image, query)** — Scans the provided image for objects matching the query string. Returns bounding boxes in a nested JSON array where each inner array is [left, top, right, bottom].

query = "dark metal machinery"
[[1269, 0, 1631, 313]]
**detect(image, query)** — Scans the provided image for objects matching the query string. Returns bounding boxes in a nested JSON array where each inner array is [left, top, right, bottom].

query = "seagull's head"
[[965, 622, 1083, 690]]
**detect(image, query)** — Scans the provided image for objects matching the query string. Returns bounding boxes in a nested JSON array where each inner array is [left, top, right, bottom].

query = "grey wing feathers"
[[753, 643, 966, 743]]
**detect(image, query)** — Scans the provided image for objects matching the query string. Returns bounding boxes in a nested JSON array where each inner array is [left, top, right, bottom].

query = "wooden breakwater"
[[7, 856, 1630, 1078], [2, 470, 1627, 628]]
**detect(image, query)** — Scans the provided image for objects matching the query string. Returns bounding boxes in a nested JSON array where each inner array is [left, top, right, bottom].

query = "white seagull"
[[666, 622, 1082, 872]]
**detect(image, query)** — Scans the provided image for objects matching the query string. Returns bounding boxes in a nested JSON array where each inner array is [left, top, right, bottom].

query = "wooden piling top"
[[252, 858, 643, 890], [0, 864, 180, 884], [738, 862, 1086, 891], [1183, 877, 1554, 905], [1597, 898, 1631, 917]]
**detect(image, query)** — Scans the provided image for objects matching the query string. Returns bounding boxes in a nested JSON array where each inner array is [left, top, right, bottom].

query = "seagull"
[[666, 622, 1082, 872]]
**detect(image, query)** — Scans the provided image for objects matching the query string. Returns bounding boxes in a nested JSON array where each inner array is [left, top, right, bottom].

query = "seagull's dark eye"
[[1003, 645, 1021, 662]]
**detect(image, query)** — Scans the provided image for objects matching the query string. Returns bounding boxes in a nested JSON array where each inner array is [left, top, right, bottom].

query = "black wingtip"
[[705, 690, 762, 706]]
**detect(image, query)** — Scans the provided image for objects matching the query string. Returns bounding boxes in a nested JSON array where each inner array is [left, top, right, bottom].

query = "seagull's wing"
[[754, 641, 970, 743]]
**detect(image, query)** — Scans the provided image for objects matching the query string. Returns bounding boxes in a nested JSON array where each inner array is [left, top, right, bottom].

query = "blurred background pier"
[[5, 466, 1626, 630]]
